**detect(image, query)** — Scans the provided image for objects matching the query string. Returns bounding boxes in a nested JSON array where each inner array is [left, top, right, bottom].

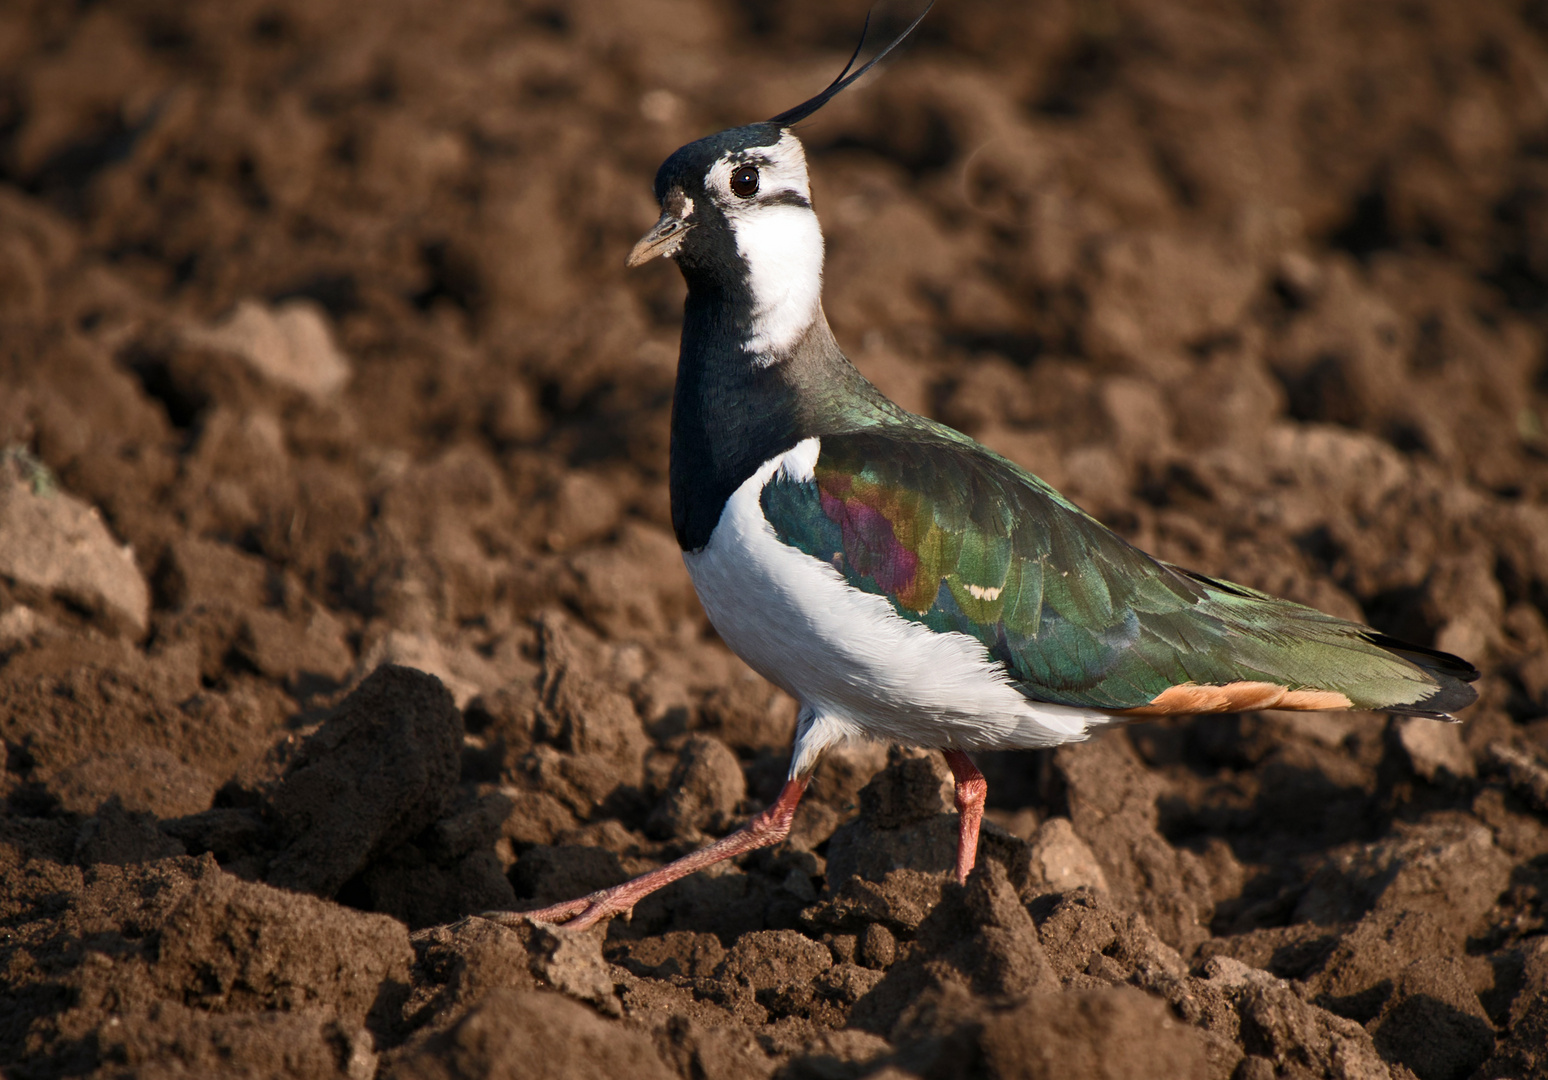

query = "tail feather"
[[1361, 631, 1479, 720]]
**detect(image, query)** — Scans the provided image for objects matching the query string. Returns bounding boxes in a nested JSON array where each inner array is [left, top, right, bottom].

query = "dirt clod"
[[392, 989, 677, 1080], [647, 734, 746, 839], [0, 455, 149, 638], [264, 665, 462, 898], [977, 987, 1211, 1080]]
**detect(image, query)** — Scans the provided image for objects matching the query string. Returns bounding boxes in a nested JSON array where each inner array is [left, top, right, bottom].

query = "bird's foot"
[[944, 749, 987, 885], [479, 888, 633, 933], [477, 776, 813, 935]]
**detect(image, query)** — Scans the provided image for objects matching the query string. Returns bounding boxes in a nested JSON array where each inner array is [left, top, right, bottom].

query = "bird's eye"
[[730, 165, 760, 199]]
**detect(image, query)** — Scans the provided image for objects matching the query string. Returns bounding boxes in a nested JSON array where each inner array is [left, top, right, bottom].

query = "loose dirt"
[[3, 1, 1548, 1077]]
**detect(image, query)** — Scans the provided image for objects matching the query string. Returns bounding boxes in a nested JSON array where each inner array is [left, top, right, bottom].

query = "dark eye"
[[730, 165, 759, 198]]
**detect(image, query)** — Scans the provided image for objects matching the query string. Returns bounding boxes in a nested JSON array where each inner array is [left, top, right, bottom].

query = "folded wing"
[[760, 428, 1477, 720]]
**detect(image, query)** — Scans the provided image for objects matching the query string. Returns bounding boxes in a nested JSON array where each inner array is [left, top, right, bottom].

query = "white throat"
[[732, 205, 824, 362]]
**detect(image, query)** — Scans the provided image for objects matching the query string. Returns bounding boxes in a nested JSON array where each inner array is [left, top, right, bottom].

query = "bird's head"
[[628, 4, 931, 362], [629, 122, 821, 358]]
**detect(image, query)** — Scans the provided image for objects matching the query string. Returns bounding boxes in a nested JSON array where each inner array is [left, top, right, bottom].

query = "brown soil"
[[2, 1, 1548, 1077]]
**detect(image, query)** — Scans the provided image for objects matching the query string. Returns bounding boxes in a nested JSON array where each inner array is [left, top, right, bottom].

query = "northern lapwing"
[[513, 6, 1478, 931]]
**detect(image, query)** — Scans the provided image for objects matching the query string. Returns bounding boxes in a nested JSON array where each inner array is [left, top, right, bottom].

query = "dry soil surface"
[[3, 2, 1548, 1078]]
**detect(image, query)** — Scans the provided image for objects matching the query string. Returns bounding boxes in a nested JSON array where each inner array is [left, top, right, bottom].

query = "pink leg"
[[490, 776, 810, 932], [944, 749, 986, 884]]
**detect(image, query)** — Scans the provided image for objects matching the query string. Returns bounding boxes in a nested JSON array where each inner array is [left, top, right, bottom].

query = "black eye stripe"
[[760, 191, 811, 209]]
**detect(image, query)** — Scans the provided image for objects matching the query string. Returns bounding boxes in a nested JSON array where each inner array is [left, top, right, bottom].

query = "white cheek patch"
[[708, 131, 826, 363]]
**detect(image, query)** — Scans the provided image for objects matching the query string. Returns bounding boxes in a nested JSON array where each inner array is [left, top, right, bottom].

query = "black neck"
[[668, 281, 900, 551]]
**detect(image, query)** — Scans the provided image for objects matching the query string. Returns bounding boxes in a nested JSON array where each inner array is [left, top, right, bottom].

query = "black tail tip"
[[1389, 679, 1479, 721], [1363, 631, 1480, 720]]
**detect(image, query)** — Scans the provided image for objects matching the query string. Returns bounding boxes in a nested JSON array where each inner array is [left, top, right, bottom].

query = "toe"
[[507, 896, 592, 924]]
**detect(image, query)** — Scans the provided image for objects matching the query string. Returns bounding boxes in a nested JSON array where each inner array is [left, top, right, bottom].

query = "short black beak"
[[627, 210, 692, 267]]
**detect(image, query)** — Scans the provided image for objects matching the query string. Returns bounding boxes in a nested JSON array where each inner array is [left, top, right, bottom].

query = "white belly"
[[682, 438, 1109, 774]]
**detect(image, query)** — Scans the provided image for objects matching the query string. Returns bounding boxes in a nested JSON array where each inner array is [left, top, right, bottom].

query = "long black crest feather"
[[766, 1, 934, 127]]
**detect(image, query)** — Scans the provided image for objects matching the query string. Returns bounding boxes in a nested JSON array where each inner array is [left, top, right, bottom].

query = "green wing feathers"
[[760, 430, 1478, 720]]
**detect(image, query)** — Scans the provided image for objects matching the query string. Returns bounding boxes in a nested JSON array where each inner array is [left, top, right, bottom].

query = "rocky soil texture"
[[3, 1, 1548, 1078]]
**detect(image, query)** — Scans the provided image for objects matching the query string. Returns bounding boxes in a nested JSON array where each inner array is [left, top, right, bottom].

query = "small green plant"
[[1, 445, 57, 497]]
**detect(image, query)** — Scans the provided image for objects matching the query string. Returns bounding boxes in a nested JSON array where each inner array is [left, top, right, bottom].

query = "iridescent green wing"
[[759, 429, 1475, 717]]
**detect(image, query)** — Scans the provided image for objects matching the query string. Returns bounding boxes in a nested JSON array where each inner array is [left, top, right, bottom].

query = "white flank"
[[708, 131, 825, 361], [967, 584, 1002, 602], [683, 438, 1113, 777]]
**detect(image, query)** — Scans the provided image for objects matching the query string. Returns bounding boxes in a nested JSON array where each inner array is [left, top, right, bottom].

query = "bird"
[[510, 5, 1478, 931]]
